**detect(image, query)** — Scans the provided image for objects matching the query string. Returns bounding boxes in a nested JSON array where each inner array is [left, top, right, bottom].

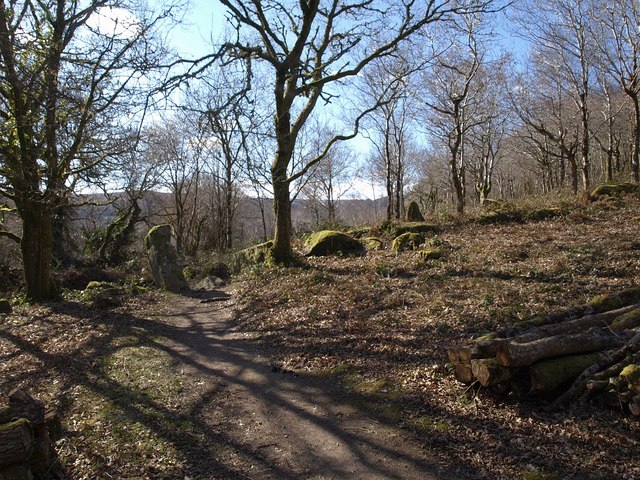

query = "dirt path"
[[154, 290, 452, 479]]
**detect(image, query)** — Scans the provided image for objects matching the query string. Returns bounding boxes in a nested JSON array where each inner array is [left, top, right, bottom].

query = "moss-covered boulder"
[[406, 201, 425, 221], [362, 236, 383, 250], [232, 241, 274, 272], [204, 261, 231, 280], [305, 230, 364, 257], [589, 182, 639, 201], [392, 232, 425, 253], [347, 227, 370, 239], [0, 299, 11, 314], [83, 281, 126, 308], [418, 248, 442, 261], [182, 266, 199, 280], [376, 221, 439, 239], [144, 224, 188, 292]]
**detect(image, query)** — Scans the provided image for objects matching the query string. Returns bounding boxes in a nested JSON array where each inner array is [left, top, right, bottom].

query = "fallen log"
[[496, 328, 627, 367], [554, 348, 629, 405], [502, 286, 640, 337], [512, 304, 640, 344], [8, 390, 44, 427], [454, 363, 476, 384], [0, 418, 33, 468], [471, 358, 519, 387], [611, 309, 640, 330], [529, 353, 601, 395]]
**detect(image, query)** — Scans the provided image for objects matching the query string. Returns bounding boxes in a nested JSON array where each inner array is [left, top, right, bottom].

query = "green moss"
[[586, 287, 640, 313], [373, 221, 439, 239], [362, 236, 383, 250], [586, 288, 640, 313], [392, 232, 425, 253], [529, 353, 601, 395], [393, 222, 438, 237], [418, 248, 442, 260], [477, 203, 563, 225], [182, 266, 198, 280], [232, 241, 275, 272], [611, 309, 640, 330], [520, 470, 561, 480], [620, 364, 640, 386], [589, 182, 639, 201], [413, 416, 451, 433], [83, 281, 125, 307], [347, 227, 370, 238], [203, 260, 231, 280], [305, 230, 364, 257], [144, 224, 170, 250]]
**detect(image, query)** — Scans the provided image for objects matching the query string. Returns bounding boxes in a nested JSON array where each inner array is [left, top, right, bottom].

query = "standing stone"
[[406, 201, 425, 221], [144, 225, 188, 292]]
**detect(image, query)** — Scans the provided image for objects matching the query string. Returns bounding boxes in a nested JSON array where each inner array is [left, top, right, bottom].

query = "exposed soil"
[[156, 292, 450, 479]]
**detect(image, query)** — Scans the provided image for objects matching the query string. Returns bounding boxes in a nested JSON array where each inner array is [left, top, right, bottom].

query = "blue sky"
[[169, 0, 225, 57]]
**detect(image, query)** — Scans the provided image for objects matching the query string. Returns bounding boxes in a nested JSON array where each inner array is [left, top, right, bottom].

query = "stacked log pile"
[[447, 289, 640, 414], [0, 389, 63, 480]]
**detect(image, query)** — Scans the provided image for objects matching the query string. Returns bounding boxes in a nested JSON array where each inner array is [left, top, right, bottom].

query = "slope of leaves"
[[234, 195, 640, 480]]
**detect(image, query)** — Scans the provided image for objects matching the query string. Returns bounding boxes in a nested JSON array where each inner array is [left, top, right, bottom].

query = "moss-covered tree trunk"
[[18, 201, 58, 300]]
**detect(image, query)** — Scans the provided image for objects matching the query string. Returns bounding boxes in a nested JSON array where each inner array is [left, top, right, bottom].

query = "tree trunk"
[[19, 201, 58, 301], [271, 164, 293, 263], [567, 152, 578, 195], [580, 92, 590, 191], [512, 304, 640, 344], [631, 93, 640, 183], [528, 352, 601, 395], [471, 358, 519, 387], [496, 328, 626, 367], [0, 419, 33, 467]]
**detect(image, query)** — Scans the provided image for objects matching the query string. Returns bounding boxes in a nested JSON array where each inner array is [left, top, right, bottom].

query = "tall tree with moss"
[[0, 0, 178, 299], [212, 0, 503, 262]]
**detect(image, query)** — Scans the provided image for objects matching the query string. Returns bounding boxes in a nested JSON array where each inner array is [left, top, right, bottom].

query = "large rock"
[[195, 276, 226, 291], [589, 182, 639, 201], [305, 231, 364, 257], [392, 232, 425, 253], [83, 281, 126, 308], [406, 201, 425, 221], [144, 225, 188, 292], [232, 241, 274, 272]]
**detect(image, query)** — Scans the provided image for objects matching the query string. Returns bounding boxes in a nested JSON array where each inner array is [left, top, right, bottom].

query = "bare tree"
[[467, 54, 512, 204], [301, 139, 355, 226], [420, 14, 487, 215], [362, 54, 418, 220], [592, 0, 640, 182], [511, 52, 583, 194], [513, 0, 595, 191], [213, 0, 503, 262], [0, 0, 178, 299]]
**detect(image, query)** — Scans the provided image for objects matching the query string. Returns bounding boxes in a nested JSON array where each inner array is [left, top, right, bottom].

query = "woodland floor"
[[1, 193, 640, 479]]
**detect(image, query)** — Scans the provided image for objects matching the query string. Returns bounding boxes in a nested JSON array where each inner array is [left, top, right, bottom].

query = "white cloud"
[[86, 7, 140, 39]]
